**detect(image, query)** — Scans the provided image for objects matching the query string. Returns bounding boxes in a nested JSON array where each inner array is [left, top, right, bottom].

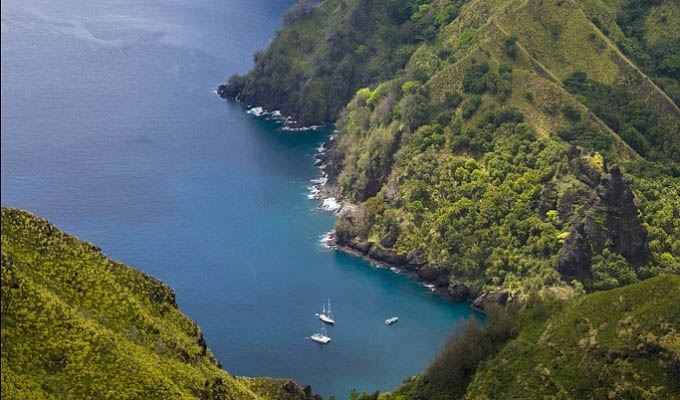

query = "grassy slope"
[[382, 275, 680, 399], [0, 207, 312, 400], [464, 275, 680, 399]]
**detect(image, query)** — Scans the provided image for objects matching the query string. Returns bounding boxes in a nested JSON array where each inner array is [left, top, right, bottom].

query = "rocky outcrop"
[[417, 264, 450, 287], [368, 243, 407, 265], [447, 279, 471, 302], [471, 291, 509, 311], [557, 159, 649, 282], [598, 165, 649, 266], [557, 221, 593, 282], [335, 234, 498, 307]]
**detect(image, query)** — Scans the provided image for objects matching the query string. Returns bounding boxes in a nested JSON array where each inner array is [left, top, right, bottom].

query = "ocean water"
[[1, 0, 481, 397]]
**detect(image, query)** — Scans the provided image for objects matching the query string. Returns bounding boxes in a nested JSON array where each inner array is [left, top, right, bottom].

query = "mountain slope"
[[0, 207, 316, 400], [465, 275, 680, 399], [383, 274, 680, 399], [224, 0, 680, 305]]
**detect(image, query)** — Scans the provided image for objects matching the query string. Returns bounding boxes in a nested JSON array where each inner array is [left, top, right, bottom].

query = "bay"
[[1, 0, 480, 397]]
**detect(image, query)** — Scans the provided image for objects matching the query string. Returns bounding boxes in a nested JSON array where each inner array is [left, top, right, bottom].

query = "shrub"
[[463, 63, 491, 94], [401, 93, 429, 131], [462, 96, 482, 119], [444, 91, 463, 109], [503, 35, 518, 59], [557, 122, 612, 153], [562, 104, 581, 122]]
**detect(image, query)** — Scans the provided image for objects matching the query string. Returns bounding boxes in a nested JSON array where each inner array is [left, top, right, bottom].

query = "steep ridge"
[[224, 0, 680, 306], [0, 207, 318, 400]]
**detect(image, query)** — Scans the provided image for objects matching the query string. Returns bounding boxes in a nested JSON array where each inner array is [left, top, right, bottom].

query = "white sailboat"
[[310, 323, 331, 344], [317, 298, 335, 324]]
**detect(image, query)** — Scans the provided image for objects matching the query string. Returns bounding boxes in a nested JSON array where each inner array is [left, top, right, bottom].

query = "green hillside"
[[383, 275, 680, 399], [225, 0, 680, 306], [0, 207, 316, 400]]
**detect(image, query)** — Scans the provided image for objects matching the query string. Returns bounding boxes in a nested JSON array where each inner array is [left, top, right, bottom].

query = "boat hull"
[[319, 314, 335, 324], [310, 335, 331, 344]]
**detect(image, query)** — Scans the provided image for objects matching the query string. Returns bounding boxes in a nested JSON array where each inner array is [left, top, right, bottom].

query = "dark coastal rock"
[[380, 230, 398, 249], [302, 385, 322, 400], [368, 244, 406, 265], [217, 74, 246, 99], [472, 291, 509, 310], [405, 248, 427, 267], [448, 280, 471, 302], [334, 221, 352, 246], [557, 185, 592, 223], [575, 155, 603, 188], [417, 264, 449, 287], [435, 272, 450, 287], [355, 241, 374, 254]]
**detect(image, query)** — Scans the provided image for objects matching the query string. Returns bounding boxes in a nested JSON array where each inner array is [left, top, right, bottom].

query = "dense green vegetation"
[[313, 0, 680, 303], [0, 208, 315, 400], [223, 0, 680, 300], [563, 71, 680, 162], [229, 0, 680, 342]]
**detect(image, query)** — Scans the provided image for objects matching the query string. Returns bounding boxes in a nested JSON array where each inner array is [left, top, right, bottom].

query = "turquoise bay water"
[[1, 0, 480, 397]]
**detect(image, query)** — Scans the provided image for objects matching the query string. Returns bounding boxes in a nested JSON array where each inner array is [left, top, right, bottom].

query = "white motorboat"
[[310, 323, 331, 344], [385, 317, 399, 325]]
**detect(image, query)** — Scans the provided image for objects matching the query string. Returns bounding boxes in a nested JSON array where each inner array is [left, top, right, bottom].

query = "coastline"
[[308, 133, 493, 313], [231, 99, 500, 314], [216, 90, 324, 132]]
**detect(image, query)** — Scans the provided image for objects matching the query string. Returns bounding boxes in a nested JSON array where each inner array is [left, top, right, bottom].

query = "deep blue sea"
[[1, 0, 480, 397]]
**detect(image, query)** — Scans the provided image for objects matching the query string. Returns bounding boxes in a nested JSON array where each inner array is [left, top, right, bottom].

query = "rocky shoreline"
[[310, 138, 507, 314], [216, 90, 324, 132], [237, 102, 511, 314], [327, 230, 509, 314]]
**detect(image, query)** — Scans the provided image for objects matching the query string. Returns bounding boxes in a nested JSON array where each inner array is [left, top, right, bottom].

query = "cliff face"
[[0, 207, 318, 400], [557, 160, 649, 282]]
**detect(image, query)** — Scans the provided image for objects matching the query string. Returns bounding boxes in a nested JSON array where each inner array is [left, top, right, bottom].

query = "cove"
[[1, 0, 481, 397]]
